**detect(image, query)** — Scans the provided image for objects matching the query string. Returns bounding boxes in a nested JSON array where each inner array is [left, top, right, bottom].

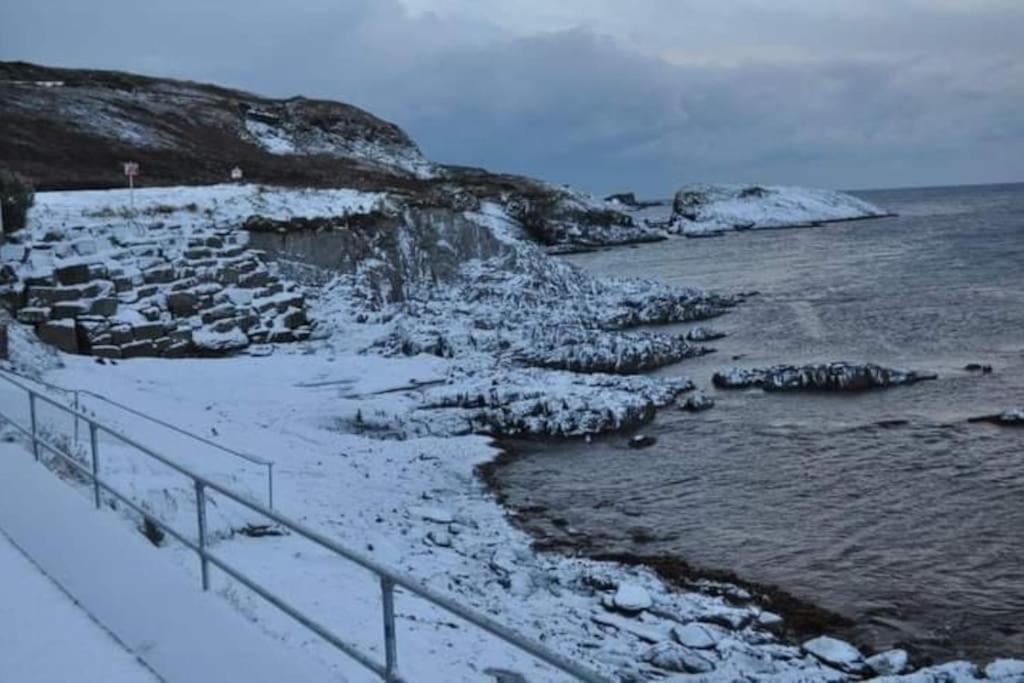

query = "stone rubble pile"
[[0, 223, 313, 358]]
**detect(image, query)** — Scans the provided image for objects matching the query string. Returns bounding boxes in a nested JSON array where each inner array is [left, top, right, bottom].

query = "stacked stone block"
[[0, 224, 314, 358]]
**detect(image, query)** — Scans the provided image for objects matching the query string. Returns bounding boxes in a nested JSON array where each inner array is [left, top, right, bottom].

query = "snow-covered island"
[[669, 184, 893, 237]]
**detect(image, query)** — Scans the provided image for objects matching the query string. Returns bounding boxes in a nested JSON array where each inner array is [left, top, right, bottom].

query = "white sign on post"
[[122, 162, 139, 216]]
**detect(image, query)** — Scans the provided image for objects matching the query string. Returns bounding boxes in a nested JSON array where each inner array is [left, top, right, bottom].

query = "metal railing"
[[0, 368, 609, 683], [6, 373, 275, 509]]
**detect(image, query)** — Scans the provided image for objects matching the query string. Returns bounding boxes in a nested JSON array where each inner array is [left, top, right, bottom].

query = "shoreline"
[[476, 440, 919, 666]]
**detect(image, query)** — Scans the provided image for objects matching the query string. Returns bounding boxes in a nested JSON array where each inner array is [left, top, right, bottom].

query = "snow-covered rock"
[[867, 649, 910, 676], [801, 636, 866, 674], [985, 659, 1024, 681], [612, 583, 653, 612], [642, 642, 716, 674], [671, 183, 890, 236], [680, 393, 715, 412], [671, 622, 722, 650], [713, 362, 937, 392]]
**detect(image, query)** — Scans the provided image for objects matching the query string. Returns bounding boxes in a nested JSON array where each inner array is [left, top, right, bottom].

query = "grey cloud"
[[2, 0, 1022, 194]]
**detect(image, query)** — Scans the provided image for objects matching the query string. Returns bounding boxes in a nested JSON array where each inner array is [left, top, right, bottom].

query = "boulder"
[[37, 320, 78, 353], [612, 583, 653, 612], [867, 649, 909, 676], [628, 434, 657, 449], [686, 326, 726, 342], [986, 659, 1024, 680], [671, 622, 721, 650], [681, 394, 714, 412], [642, 642, 715, 674], [801, 636, 866, 674]]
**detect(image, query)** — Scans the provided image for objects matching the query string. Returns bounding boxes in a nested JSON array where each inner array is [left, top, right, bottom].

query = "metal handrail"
[[0, 368, 610, 683], [0, 370, 275, 508]]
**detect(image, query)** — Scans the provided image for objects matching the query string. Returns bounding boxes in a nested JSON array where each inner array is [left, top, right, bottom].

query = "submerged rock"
[[686, 325, 726, 342], [628, 434, 657, 449], [681, 393, 715, 412], [713, 362, 936, 392]]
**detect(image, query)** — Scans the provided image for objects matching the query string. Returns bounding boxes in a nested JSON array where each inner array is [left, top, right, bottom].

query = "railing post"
[[380, 577, 398, 680], [195, 481, 209, 591], [28, 391, 39, 461], [267, 462, 274, 510], [89, 423, 101, 509], [74, 390, 80, 446]]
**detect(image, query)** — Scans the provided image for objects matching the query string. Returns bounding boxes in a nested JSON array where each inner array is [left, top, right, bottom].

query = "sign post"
[[123, 162, 139, 216]]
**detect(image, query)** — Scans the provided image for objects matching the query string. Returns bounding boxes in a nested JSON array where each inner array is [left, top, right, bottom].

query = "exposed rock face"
[[713, 362, 937, 392], [245, 209, 510, 305], [0, 223, 313, 358]]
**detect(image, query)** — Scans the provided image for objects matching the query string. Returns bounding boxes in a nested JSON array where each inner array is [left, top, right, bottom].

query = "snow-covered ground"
[[0, 530, 161, 683], [1, 185, 1017, 682], [669, 184, 890, 236], [0, 444, 342, 683], [30, 183, 388, 233]]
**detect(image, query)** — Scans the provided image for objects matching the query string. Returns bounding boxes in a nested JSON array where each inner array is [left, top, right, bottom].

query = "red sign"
[[123, 162, 139, 177]]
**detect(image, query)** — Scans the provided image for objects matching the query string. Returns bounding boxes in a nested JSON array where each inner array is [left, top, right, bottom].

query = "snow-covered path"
[[0, 530, 161, 683], [0, 443, 343, 683]]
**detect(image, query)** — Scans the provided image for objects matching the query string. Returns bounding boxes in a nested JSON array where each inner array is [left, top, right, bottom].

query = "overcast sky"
[[3, 0, 1023, 195]]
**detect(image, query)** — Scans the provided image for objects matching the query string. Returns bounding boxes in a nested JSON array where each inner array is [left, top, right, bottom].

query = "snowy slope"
[[671, 184, 890, 236]]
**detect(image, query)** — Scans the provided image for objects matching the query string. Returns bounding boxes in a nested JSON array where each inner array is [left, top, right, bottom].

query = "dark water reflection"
[[493, 183, 1024, 662]]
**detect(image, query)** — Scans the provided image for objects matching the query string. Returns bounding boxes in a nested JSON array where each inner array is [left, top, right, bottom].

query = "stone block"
[[37, 320, 78, 353], [51, 301, 90, 319], [55, 263, 91, 286], [166, 291, 197, 317], [110, 325, 133, 345], [89, 297, 118, 316], [16, 307, 50, 324], [143, 264, 175, 284], [121, 340, 158, 358], [279, 307, 306, 329], [133, 322, 164, 340], [201, 303, 236, 324], [91, 345, 122, 359]]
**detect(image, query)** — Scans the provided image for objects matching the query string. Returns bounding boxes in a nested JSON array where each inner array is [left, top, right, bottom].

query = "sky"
[[2, 0, 1023, 196]]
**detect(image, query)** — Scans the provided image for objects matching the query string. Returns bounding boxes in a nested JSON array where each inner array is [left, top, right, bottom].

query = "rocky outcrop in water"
[[712, 362, 937, 392], [512, 328, 709, 374], [968, 408, 1024, 427], [670, 184, 891, 237]]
